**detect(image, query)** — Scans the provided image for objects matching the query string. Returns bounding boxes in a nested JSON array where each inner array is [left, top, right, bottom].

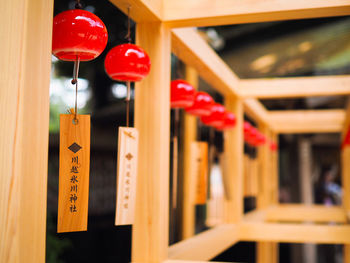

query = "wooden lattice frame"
[[2, 0, 350, 262]]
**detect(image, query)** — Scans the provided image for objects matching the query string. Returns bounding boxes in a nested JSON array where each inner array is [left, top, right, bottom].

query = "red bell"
[[256, 132, 266, 145], [243, 121, 251, 134], [200, 103, 225, 127], [214, 111, 236, 130], [52, 9, 108, 61], [247, 127, 259, 146], [270, 142, 278, 151], [171, 80, 195, 108], [185, 91, 214, 116], [105, 43, 151, 82]]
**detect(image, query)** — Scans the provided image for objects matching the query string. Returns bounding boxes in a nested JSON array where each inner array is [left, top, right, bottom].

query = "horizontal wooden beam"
[[171, 28, 240, 96], [240, 75, 350, 99], [163, 0, 350, 27], [266, 204, 348, 223], [268, 109, 345, 133], [239, 222, 350, 244], [168, 224, 239, 261], [164, 261, 232, 263], [243, 99, 270, 125], [109, 0, 161, 22]]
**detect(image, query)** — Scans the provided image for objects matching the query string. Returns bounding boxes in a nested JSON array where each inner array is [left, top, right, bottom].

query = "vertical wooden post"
[[271, 133, 279, 205], [133, 22, 171, 262], [224, 95, 244, 223], [0, 0, 53, 262], [342, 146, 350, 263], [257, 126, 279, 263], [182, 66, 198, 240]]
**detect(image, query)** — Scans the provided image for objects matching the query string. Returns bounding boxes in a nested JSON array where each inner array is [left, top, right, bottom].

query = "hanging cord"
[[71, 56, 80, 124], [125, 6, 132, 127]]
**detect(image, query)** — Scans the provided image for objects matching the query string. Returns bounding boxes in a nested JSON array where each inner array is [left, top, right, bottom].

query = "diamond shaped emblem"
[[68, 142, 82, 153], [125, 153, 133, 161]]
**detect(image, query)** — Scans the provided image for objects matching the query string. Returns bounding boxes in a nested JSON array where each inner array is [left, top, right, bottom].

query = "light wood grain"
[[224, 96, 244, 223], [109, 0, 161, 23], [133, 22, 171, 262], [168, 224, 239, 260], [193, 142, 208, 205], [163, 0, 350, 27], [269, 109, 345, 133], [171, 28, 240, 96], [240, 222, 350, 244], [0, 0, 53, 261], [243, 99, 270, 126], [58, 114, 90, 233], [240, 75, 350, 99], [115, 127, 138, 225], [266, 204, 347, 223], [182, 66, 198, 240]]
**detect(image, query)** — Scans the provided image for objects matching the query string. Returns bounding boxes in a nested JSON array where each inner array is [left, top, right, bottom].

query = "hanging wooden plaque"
[[115, 127, 139, 225], [191, 141, 208, 205], [57, 114, 90, 233]]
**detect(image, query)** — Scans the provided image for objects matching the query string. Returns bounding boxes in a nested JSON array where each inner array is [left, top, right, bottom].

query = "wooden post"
[[133, 22, 171, 262], [271, 133, 279, 205], [0, 0, 53, 262], [256, 126, 278, 263], [182, 66, 198, 239], [342, 146, 350, 263], [224, 95, 244, 223]]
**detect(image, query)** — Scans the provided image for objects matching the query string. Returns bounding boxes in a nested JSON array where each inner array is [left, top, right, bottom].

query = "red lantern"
[[247, 127, 259, 146], [200, 103, 225, 127], [52, 9, 108, 61], [256, 132, 266, 145], [105, 43, 151, 82], [244, 121, 251, 134], [171, 80, 195, 108], [185, 91, 214, 116], [214, 111, 236, 130], [270, 142, 278, 151]]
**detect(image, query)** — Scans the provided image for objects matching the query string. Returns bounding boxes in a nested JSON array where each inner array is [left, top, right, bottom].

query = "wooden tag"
[[57, 114, 90, 233], [191, 141, 208, 205], [115, 127, 138, 225]]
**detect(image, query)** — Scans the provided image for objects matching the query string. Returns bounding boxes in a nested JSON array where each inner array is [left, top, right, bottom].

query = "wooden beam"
[[224, 96, 244, 223], [239, 222, 350, 244], [266, 204, 348, 223], [171, 28, 240, 96], [0, 0, 53, 262], [240, 75, 350, 99], [133, 22, 171, 262], [163, 0, 350, 27], [243, 99, 270, 125], [109, 0, 161, 23], [182, 66, 198, 240], [168, 224, 239, 261], [268, 110, 345, 133], [164, 260, 232, 263]]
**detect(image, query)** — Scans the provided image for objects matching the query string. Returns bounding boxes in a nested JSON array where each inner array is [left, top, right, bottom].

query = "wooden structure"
[[2, 0, 350, 262]]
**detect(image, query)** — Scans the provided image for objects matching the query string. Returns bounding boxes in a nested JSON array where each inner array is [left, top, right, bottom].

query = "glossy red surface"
[[214, 111, 236, 130], [243, 121, 252, 134], [105, 43, 151, 82], [246, 126, 259, 146], [171, 79, 195, 108], [52, 9, 108, 61], [200, 103, 226, 127], [256, 132, 266, 145], [185, 91, 214, 116], [270, 142, 278, 151]]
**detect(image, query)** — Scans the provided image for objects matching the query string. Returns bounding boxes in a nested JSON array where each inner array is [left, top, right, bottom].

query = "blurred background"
[[47, 1, 349, 262]]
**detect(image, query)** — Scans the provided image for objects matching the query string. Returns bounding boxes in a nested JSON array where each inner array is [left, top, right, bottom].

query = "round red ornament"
[[270, 142, 278, 151], [185, 91, 214, 116], [105, 43, 151, 82], [171, 80, 195, 108], [52, 9, 108, 61], [247, 127, 259, 146], [200, 103, 226, 127], [256, 132, 266, 145], [214, 111, 236, 130]]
